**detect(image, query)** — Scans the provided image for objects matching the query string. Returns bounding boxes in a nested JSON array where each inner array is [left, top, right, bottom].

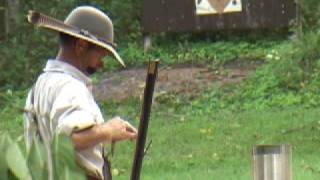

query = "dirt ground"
[[93, 60, 263, 102]]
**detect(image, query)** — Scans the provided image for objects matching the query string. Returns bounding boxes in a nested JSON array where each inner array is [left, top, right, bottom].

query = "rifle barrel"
[[130, 60, 159, 180]]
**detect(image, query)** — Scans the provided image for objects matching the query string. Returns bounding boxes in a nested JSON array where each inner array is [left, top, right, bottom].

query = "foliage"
[[0, 133, 85, 180], [104, 0, 143, 42], [299, 0, 320, 31], [240, 30, 320, 108], [0, 0, 77, 90], [182, 29, 320, 111], [0, 0, 142, 90], [102, 38, 281, 72], [1, 0, 318, 91]]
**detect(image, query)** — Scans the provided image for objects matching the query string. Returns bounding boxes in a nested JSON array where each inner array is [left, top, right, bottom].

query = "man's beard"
[[86, 67, 97, 75]]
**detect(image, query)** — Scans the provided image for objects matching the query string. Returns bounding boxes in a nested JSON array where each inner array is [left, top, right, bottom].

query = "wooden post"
[[143, 34, 152, 53], [252, 145, 292, 180]]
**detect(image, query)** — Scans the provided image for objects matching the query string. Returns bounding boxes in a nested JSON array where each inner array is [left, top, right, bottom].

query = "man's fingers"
[[126, 131, 138, 139], [105, 118, 138, 141], [124, 121, 137, 134]]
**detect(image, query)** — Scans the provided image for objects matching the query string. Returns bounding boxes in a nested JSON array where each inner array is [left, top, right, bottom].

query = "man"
[[24, 6, 137, 180]]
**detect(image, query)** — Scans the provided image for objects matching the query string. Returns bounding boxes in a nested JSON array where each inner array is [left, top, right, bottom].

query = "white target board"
[[195, 0, 242, 15]]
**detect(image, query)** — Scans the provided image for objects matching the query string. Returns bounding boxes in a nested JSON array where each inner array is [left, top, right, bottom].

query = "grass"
[[99, 99, 320, 180], [0, 92, 320, 179]]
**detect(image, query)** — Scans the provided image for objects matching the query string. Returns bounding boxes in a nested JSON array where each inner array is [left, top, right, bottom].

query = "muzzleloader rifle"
[[130, 60, 159, 180]]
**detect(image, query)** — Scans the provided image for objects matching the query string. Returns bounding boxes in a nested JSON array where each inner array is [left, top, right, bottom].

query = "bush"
[[198, 30, 320, 110], [0, 133, 85, 180], [299, 0, 320, 31], [0, 0, 143, 90]]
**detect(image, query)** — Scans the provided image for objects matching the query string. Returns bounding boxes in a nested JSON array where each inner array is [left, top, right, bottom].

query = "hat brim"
[[27, 10, 126, 67]]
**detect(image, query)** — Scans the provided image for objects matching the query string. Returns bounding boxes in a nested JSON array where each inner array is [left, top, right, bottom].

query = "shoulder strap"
[[29, 85, 42, 141]]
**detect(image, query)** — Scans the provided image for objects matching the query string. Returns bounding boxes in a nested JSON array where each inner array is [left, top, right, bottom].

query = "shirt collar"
[[44, 59, 92, 86]]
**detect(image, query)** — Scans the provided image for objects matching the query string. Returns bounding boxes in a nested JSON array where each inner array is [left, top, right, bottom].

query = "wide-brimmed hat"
[[27, 6, 125, 67]]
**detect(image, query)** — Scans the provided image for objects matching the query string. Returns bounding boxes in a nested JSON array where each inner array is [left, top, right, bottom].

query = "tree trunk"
[[4, 0, 20, 37], [0, 0, 6, 40]]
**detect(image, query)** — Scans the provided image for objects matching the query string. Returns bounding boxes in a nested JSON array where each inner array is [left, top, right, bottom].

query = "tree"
[[0, 0, 6, 40]]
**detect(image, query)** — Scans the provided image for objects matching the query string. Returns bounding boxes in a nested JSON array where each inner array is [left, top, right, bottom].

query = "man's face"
[[84, 44, 109, 75], [74, 39, 110, 75]]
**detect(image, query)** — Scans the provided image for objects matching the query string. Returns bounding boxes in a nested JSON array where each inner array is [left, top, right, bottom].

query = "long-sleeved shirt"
[[24, 59, 105, 179]]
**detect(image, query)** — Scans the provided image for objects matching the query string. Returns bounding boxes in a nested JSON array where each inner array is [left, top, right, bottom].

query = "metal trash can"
[[252, 144, 292, 180]]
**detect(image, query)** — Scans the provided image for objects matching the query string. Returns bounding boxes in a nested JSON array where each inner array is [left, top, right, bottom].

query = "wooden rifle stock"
[[130, 60, 159, 180]]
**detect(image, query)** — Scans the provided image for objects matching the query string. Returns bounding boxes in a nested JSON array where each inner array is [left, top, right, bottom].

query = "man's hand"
[[72, 116, 137, 150], [100, 116, 138, 142]]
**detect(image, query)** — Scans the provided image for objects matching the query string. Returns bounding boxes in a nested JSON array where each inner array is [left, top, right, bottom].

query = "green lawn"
[[104, 101, 320, 180], [1, 95, 320, 179]]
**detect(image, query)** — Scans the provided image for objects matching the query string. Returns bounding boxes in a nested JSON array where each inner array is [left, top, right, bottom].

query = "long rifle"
[[130, 60, 159, 180]]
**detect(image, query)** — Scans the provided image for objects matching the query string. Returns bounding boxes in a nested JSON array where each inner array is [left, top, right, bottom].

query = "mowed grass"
[[103, 100, 320, 180], [1, 95, 320, 179]]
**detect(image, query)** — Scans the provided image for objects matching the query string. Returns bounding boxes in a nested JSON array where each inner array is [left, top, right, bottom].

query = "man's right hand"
[[100, 116, 138, 143], [72, 116, 138, 150]]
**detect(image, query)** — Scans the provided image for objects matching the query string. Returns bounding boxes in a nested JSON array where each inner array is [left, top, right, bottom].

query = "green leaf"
[[27, 138, 48, 180], [52, 134, 85, 180], [61, 166, 86, 180], [0, 134, 13, 180], [6, 142, 32, 180]]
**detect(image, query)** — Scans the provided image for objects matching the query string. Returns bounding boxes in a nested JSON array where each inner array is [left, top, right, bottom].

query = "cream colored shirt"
[[24, 59, 105, 179]]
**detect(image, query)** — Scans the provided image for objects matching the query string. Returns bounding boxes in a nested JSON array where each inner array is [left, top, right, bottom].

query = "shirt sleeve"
[[51, 81, 98, 136]]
